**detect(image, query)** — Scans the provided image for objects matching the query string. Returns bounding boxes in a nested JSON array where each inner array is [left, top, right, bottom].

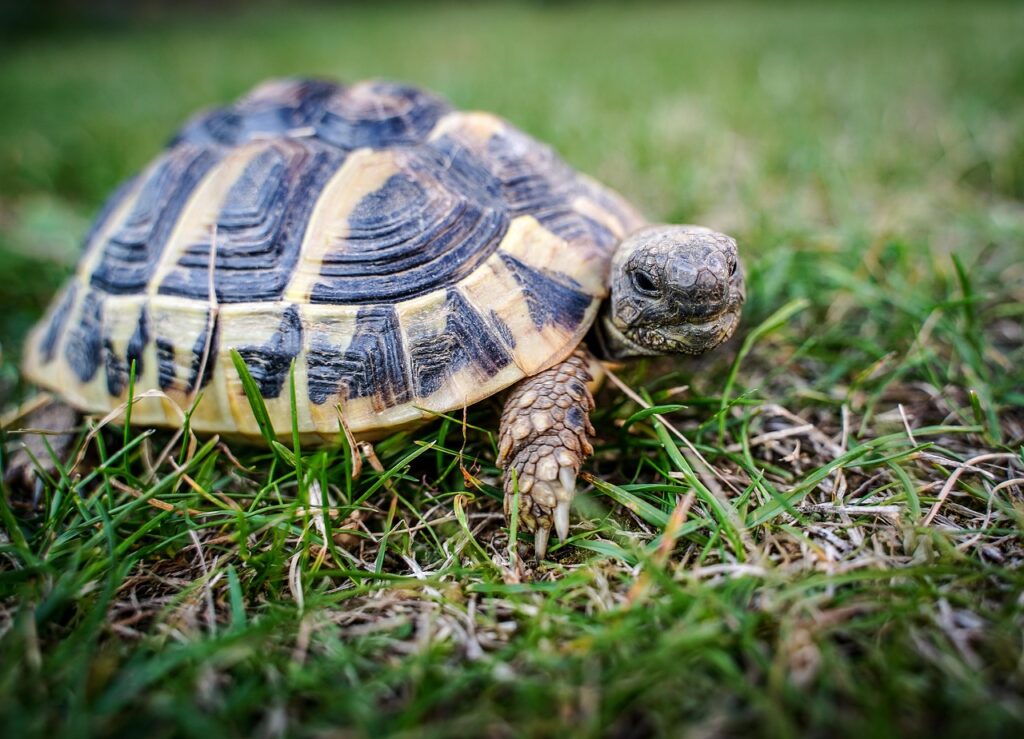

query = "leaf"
[[288, 359, 305, 500], [229, 349, 276, 447], [226, 565, 246, 631], [270, 441, 297, 467], [573, 538, 638, 565], [622, 404, 687, 431], [652, 420, 747, 561], [585, 473, 670, 528]]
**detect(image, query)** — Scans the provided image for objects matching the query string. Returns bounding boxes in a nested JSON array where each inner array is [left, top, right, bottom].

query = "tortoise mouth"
[[594, 284, 744, 359], [628, 303, 742, 356]]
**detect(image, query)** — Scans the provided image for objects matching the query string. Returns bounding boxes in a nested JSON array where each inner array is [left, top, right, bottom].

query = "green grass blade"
[[230, 349, 276, 446]]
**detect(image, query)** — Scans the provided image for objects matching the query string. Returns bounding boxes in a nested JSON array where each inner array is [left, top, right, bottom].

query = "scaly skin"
[[497, 349, 595, 558], [2, 397, 79, 500]]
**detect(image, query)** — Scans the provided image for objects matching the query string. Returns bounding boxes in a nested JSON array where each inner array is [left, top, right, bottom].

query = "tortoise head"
[[596, 225, 745, 358]]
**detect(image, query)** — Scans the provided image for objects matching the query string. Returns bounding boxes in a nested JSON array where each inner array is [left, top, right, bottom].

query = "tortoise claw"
[[534, 525, 551, 560], [554, 499, 571, 543], [556, 467, 576, 541]]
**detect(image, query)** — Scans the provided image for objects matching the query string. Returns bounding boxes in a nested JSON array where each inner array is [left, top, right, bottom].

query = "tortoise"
[[12, 78, 745, 557]]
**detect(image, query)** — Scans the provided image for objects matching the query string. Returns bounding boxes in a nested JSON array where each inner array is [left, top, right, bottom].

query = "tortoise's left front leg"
[[3, 396, 80, 501], [497, 349, 597, 559]]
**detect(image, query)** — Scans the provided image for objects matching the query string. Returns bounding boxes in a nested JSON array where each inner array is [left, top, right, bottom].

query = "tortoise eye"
[[632, 270, 658, 295], [729, 260, 737, 276]]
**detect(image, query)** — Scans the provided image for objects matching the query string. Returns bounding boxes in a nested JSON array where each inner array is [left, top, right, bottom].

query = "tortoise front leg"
[[497, 349, 596, 559], [3, 396, 80, 500]]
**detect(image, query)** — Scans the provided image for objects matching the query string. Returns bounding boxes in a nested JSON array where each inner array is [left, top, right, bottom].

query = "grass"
[[1, 1, 1023, 736]]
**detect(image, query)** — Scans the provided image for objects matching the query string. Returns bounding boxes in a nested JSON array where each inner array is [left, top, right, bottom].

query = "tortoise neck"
[[589, 303, 660, 360]]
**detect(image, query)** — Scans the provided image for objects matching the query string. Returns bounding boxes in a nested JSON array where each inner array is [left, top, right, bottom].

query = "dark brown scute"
[[38, 284, 77, 364], [317, 81, 451, 150], [154, 310, 218, 393], [63, 290, 104, 383], [499, 254, 591, 330], [483, 129, 619, 251], [89, 145, 220, 296], [157, 142, 347, 303], [104, 306, 148, 396], [172, 79, 450, 152], [307, 305, 410, 408], [171, 79, 338, 148], [407, 289, 512, 397], [309, 147, 508, 305], [236, 307, 302, 399]]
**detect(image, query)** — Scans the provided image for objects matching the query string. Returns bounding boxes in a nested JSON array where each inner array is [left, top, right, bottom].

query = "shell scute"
[[173, 78, 337, 148], [89, 144, 221, 296], [151, 301, 218, 395], [317, 80, 451, 150], [36, 283, 78, 365], [332, 305, 411, 409], [156, 139, 347, 303], [63, 289, 104, 383], [104, 303, 148, 397], [235, 305, 303, 399], [174, 78, 450, 152], [306, 146, 508, 305], [498, 254, 593, 331], [404, 288, 514, 399], [429, 113, 632, 256]]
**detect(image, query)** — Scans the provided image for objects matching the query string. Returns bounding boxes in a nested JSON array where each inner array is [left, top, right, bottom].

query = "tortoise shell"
[[22, 79, 644, 441]]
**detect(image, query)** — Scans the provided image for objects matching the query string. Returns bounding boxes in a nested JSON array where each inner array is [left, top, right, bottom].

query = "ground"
[[1, 1, 1023, 737]]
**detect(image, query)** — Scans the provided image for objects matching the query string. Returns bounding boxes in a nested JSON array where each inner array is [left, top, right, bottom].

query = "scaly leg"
[[497, 349, 596, 559], [3, 396, 79, 501]]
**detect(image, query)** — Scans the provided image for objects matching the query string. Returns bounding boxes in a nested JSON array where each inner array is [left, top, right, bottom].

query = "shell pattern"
[[23, 79, 644, 441]]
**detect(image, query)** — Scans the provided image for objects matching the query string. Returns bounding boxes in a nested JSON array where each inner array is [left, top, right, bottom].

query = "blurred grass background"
[[1, 1, 1023, 737]]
